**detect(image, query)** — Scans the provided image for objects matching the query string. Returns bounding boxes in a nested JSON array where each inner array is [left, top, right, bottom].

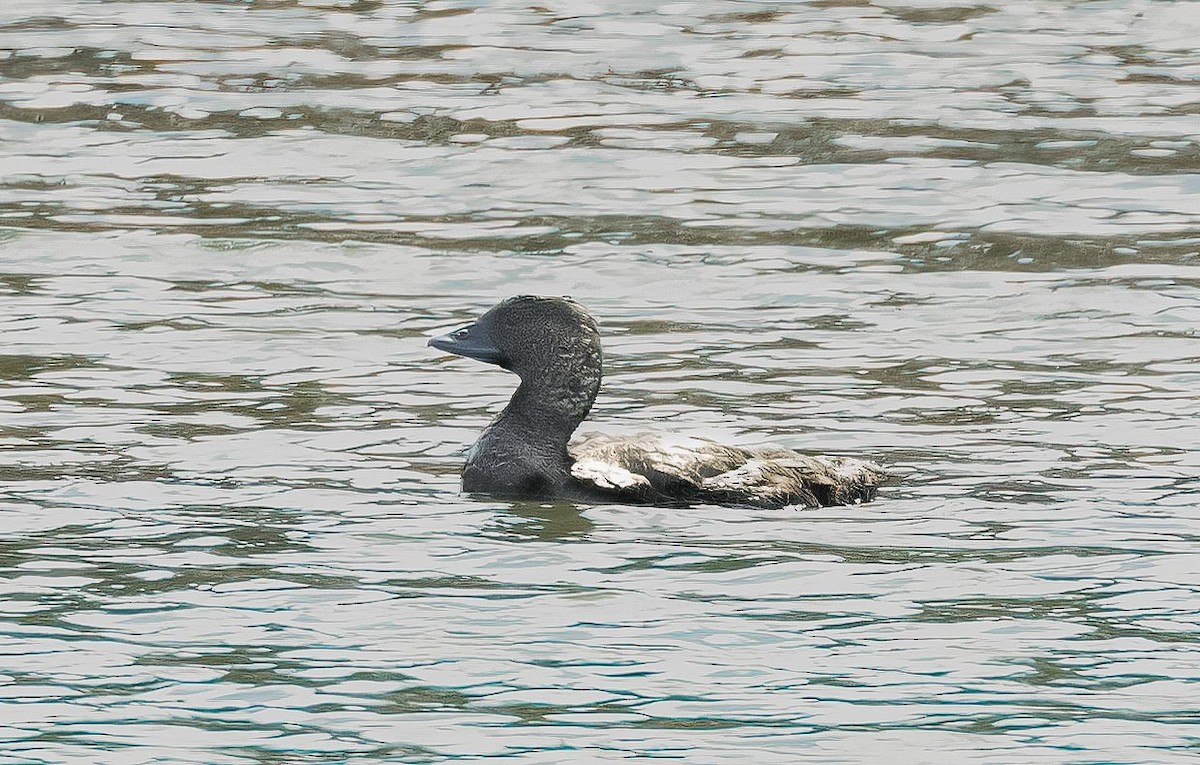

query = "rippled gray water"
[[1, 1, 1199, 762]]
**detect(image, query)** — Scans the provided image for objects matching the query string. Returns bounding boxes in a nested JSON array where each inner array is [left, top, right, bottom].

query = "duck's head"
[[429, 296, 603, 387]]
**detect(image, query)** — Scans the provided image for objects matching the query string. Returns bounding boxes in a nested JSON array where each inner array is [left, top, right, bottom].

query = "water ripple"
[[1, 0, 1199, 762]]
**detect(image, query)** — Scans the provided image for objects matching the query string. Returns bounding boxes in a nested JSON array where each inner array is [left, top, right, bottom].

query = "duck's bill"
[[427, 321, 505, 365]]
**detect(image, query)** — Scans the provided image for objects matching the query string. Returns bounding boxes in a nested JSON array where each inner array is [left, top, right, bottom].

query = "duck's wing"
[[568, 434, 749, 502], [697, 453, 885, 508], [568, 434, 885, 508]]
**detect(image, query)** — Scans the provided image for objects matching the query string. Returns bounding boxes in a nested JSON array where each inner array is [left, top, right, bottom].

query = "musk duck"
[[428, 296, 885, 509]]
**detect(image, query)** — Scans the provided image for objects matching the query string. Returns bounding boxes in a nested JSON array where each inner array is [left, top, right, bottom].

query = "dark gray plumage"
[[429, 296, 886, 509]]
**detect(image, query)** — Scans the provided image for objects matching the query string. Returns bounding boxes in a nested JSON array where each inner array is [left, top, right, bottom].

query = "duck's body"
[[429, 296, 885, 509]]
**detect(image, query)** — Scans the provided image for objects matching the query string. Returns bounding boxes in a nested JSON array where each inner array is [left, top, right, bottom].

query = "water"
[[1, 1, 1198, 762]]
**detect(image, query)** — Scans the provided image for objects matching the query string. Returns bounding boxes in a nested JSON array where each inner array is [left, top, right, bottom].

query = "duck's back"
[[568, 434, 884, 509]]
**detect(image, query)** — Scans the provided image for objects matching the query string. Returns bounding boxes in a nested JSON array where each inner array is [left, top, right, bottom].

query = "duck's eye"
[[453, 328, 470, 341]]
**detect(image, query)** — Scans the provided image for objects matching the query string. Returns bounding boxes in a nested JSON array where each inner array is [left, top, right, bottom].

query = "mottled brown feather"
[[570, 433, 885, 509]]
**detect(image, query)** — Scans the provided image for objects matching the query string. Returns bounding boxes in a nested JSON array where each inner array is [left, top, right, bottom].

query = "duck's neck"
[[493, 374, 597, 450], [463, 361, 601, 497]]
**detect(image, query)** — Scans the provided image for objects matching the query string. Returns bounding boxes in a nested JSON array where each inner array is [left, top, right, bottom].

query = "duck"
[[428, 296, 885, 509]]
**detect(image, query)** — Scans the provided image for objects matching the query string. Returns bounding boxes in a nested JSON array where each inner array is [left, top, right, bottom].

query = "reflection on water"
[[1, 0, 1198, 762]]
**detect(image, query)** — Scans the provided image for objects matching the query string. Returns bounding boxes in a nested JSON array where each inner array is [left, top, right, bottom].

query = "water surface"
[[1, 1, 1198, 762]]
